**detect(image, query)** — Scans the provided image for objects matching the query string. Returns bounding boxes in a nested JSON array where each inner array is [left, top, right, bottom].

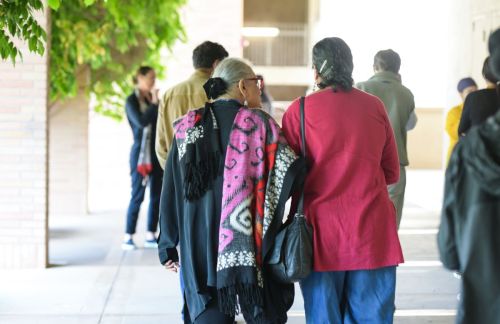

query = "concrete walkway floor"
[[0, 170, 459, 323]]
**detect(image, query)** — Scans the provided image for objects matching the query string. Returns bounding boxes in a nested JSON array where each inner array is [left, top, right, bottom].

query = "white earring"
[[313, 83, 318, 92], [243, 99, 248, 107]]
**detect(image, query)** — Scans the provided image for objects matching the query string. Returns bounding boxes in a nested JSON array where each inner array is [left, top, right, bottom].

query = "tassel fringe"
[[217, 283, 264, 317], [184, 151, 220, 201]]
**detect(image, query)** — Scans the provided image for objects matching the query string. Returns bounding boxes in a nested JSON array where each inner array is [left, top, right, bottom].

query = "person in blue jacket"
[[123, 66, 163, 250]]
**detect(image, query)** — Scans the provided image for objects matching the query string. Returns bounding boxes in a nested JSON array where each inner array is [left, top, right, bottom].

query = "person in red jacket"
[[282, 37, 404, 324]]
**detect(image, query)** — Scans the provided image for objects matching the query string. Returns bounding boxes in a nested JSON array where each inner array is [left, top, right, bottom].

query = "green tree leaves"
[[50, 0, 186, 119], [0, 0, 47, 64], [1, 0, 186, 120], [48, 0, 60, 10]]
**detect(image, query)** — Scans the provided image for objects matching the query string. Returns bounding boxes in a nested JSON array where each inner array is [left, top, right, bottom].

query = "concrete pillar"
[[49, 68, 89, 217], [0, 8, 50, 268]]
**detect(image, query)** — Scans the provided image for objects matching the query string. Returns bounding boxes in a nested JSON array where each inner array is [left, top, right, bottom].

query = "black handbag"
[[268, 96, 313, 283]]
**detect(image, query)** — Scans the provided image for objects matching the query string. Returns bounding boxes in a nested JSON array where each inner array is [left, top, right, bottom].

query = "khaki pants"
[[388, 166, 406, 229]]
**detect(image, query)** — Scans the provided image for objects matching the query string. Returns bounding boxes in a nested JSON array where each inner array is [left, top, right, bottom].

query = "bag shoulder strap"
[[299, 96, 306, 158], [296, 96, 306, 215]]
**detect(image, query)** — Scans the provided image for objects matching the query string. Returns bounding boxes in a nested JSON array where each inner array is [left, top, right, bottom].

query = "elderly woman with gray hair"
[[157, 57, 305, 324], [282, 37, 404, 323]]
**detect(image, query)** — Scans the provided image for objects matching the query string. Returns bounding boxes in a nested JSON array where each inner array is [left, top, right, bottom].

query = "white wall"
[[447, 0, 500, 107], [315, 0, 450, 109], [446, 0, 473, 108]]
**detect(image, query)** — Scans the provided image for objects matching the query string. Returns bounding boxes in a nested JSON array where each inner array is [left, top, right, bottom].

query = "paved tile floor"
[[0, 170, 459, 323]]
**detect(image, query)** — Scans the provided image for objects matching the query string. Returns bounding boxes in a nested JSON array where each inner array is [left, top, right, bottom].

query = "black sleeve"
[[125, 96, 158, 128], [157, 138, 180, 265], [437, 153, 460, 271], [458, 96, 473, 136], [469, 91, 499, 126], [262, 155, 307, 260]]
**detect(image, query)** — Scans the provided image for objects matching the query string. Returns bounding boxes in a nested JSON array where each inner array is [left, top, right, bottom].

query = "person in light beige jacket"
[[155, 41, 228, 168]]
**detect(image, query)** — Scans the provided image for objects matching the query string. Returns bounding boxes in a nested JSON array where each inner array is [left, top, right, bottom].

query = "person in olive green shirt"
[[155, 41, 228, 169], [445, 78, 477, 164], [356, 49, 417, 229]]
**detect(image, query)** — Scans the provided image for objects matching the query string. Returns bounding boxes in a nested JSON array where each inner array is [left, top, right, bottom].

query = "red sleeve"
[[281, 98, 303, 219], [379, 101, 400, 185], [281, 98, 301, 156]]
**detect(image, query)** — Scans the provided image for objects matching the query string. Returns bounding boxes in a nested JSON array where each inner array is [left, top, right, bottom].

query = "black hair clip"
[[203, 77, 227, 99]]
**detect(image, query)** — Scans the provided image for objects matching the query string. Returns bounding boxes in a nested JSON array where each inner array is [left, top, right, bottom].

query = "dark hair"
[[312, 37, 353, 91], [482, 57, 498, 83], [456, 77, 477, 93], [203, 77, 227, 99], [133, 66, 154, 84], [488, 29, 500, 108], [192, 41, 228, 69], [488, 28, 500, 80], [374, 49, 401, 74]]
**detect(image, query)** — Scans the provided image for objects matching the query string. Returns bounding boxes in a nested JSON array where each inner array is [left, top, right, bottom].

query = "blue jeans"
[[125, 167, 162, 234], [300, 267, 396, 324]]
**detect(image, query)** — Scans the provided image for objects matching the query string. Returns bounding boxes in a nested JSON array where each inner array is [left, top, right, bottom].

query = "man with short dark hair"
[[445, 77, 477, 163], [373, 49, 401, 74], [356, 49, 417, 228], [155, 41, 228, 168]]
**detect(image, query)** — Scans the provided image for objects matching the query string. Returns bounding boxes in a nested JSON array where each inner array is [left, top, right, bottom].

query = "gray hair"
[[212, 58, 255, 92]]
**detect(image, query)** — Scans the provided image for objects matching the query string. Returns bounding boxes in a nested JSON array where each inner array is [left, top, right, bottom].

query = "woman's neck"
[[137, 88, 151, 101]]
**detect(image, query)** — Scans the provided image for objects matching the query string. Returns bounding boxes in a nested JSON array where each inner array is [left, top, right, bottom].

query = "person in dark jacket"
[[123, 66, 163, 250], [438, 28, 500, 324], [158, 58, 304, 324], [457, 57, 499, 135]]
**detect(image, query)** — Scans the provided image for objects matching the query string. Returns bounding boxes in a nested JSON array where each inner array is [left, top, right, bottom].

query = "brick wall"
[[0, 10, 50, 268]]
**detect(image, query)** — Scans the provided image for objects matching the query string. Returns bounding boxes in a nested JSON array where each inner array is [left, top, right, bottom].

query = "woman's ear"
[[313, 67, 320, 84], [238, 79, 247, 96], [313, 67, 318, 79]]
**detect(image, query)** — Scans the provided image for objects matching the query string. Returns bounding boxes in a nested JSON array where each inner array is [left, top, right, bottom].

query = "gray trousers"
[[388, 166, 406, 229]]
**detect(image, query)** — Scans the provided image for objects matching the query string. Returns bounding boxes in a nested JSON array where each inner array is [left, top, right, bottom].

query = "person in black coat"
[[158, 58, 302, 324], [457, 57, 499, 135], [123, 66, 163, 250], [438, 28, 500, 324]]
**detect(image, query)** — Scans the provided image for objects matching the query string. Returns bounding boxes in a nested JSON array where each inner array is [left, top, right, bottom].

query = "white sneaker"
[[144, 239, 158, 248], [121, 239, 137, 250]]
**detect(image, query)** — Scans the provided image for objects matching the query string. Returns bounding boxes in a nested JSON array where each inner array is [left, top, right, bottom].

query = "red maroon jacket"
[[282, 87, 404, 271]]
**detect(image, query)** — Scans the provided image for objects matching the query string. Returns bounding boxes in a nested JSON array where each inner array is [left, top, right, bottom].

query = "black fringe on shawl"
[[217, 283, 264, 317], [183, 102, 221, 201]]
